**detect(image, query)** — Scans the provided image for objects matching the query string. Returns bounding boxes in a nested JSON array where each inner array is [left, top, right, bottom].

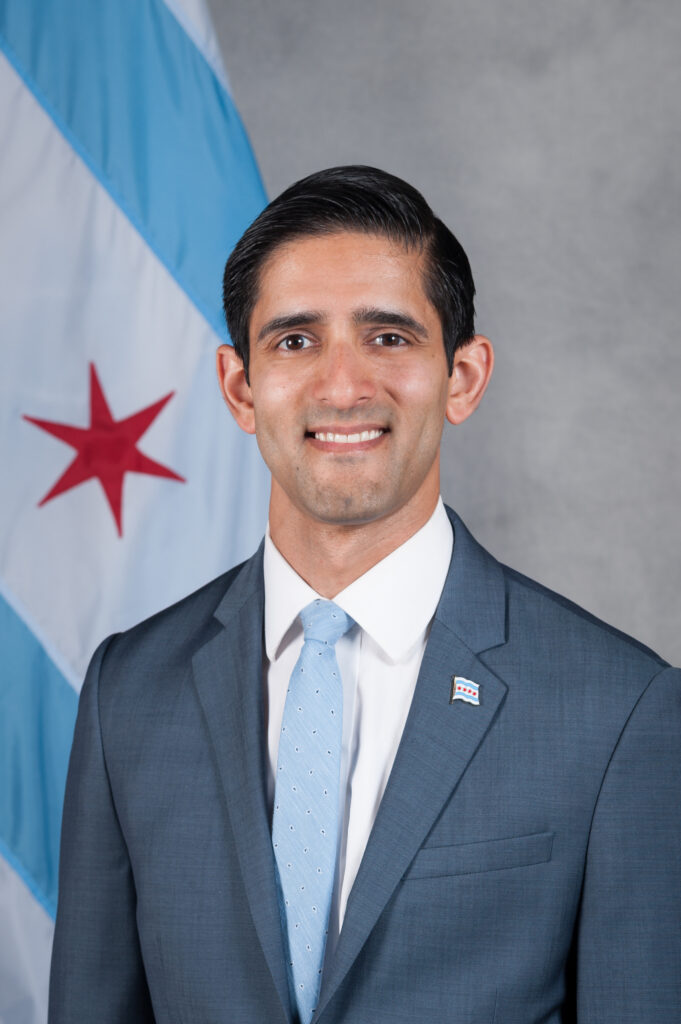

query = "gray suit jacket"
[[49, 507, 681, 1023]]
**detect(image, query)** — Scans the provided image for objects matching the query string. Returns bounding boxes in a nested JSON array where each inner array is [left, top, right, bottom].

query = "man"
[[49, 166, 680, 1023]]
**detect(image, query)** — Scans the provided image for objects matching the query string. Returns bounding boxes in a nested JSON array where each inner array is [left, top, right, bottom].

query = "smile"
[[312, 429, 385, 443]]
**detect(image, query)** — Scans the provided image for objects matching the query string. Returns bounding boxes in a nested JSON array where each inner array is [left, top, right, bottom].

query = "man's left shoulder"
[[475, 559, 679, 771], [503, 561, 667, 667], [493, 559, 677, 723], [446, 505, 671, 688]]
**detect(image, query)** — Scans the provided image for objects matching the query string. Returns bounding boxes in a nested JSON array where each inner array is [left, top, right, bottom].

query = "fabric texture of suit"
[[49, 507, 681, 1023]]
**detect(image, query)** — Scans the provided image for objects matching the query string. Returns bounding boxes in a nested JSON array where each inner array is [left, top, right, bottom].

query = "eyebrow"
[[256, 311, 326, 343], [351, 307, 429, 337], [256, 307, 429, 343]]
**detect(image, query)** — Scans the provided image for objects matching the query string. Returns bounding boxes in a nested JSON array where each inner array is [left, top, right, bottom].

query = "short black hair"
[[222, 165, 475, 379]]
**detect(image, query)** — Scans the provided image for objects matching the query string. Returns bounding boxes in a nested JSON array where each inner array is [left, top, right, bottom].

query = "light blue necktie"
[[272, 599, 354, 1024]]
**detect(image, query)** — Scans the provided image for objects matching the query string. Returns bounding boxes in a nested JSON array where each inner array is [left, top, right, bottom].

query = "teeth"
[[314, 429, 384, 443]]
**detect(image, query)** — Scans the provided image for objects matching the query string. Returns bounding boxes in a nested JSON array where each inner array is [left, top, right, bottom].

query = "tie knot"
[[299, 599, 354, 646]]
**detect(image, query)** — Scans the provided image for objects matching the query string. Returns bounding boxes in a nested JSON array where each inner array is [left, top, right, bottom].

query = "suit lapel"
[[191, 547, 292, 1022], [316, 509, 509, 1019]]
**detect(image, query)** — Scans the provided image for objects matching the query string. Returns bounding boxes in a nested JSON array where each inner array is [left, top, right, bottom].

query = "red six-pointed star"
[[24, 363, 185, 536]]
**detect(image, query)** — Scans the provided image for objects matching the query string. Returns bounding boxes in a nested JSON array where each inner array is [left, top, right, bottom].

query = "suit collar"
[[436, 506, 507, 653], [213, 539, 265, 627], [210, 503, 505, 659]]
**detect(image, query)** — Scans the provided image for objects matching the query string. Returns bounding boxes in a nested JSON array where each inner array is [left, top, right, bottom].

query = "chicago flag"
[[0, 1, 270, 1019]]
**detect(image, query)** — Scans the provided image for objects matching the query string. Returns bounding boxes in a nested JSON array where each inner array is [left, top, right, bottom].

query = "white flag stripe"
[[0, 857, 53, 1023], [0, 53, 269, 683], [161, 0, 230, 91]]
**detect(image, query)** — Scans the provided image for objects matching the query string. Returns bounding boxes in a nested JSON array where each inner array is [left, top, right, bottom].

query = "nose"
[[311, 340, 377, 409]]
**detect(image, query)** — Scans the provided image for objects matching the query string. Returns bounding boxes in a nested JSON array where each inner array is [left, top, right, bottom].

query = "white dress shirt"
[[263, 498, 453, 952]]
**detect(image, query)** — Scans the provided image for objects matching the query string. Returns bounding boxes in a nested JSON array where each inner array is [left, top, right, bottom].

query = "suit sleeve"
[[48, 637, 155, 1024], [575, 665, 681, 1022]]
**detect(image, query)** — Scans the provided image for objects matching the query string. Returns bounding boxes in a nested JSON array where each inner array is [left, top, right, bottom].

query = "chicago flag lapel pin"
[[450, 676, 480, 706]]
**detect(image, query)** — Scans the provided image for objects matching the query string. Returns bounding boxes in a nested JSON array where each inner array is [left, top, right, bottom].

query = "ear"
[[216, 344, 256, 435], [445, 335, 494, 425]]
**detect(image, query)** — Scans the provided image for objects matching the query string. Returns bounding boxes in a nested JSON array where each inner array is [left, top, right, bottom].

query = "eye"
[[276, 334, 313, 351], [371, 333, 409, 347]]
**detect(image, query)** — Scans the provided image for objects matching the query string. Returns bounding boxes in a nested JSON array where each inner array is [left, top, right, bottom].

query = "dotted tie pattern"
[[271, 599, 354, 1024]]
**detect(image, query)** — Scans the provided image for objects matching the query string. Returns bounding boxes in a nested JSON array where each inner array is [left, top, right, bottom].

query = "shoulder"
[[88, 547, 263, 713], [502, 562, 668, 673], [443, 506, 673, 722], [108, 560, 244, 662], [489, 561, 678, 758]]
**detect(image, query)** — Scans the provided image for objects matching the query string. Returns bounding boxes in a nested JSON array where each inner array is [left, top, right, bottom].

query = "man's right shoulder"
[[86, 552, 261, 710]]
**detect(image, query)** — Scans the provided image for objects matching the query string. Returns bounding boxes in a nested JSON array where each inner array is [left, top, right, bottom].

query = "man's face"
[[240, 230, 454, 528]]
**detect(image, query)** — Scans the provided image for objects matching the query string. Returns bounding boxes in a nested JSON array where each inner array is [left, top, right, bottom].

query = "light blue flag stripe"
[[0, 0, 267, 338], [0, 595, 79, 918]]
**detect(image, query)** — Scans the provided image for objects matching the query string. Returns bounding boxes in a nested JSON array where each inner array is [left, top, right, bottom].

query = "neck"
[[268, 487, 440, 598]]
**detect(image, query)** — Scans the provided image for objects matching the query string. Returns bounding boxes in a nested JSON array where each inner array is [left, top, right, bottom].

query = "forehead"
[[252, 231, 433, 318]]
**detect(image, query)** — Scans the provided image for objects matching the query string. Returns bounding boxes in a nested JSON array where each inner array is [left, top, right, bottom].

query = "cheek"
[[391, 365, 449, 421], [251, 374, 297, 427]]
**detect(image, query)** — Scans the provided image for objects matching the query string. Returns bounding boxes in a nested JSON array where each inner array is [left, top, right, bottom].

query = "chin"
[[302, 485, 399, 527]]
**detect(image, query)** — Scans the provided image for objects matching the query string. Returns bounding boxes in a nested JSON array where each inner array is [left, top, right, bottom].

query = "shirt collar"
[[264, 498, 453, 663]]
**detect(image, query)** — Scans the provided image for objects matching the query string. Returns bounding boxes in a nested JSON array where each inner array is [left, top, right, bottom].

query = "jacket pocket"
[[404, 830, 554, 880]]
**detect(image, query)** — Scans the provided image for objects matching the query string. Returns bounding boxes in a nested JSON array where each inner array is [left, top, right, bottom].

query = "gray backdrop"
[[210, 0, 680, 663]]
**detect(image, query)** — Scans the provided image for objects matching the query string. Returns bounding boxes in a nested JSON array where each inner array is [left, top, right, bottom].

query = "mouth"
[[305, 426, 388, 449], [310, 428, 384, 443]]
